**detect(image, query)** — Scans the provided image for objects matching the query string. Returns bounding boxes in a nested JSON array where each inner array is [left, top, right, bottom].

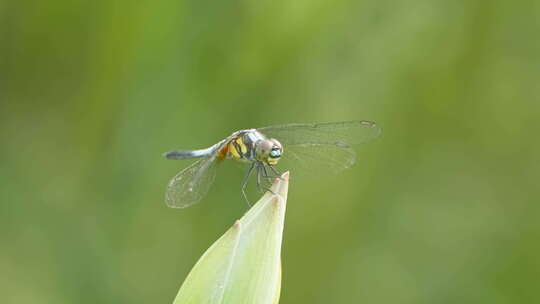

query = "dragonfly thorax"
[[221, 130, 283, 165]]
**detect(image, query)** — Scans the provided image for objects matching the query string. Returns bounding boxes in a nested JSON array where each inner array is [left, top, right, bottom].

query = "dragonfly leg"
[[256, 164, 263, 193], [257, 163, 276, 195], [261, 164, 272, 180], [241, 162, 256, 207], [260, 164, 282, 180], [269, 165, 282, 176]]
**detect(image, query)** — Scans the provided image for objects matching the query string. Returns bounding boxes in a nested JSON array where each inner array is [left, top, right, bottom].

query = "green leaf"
[[173, 172, 289, 304]]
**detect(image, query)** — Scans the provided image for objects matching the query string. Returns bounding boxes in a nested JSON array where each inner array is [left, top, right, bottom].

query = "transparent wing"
[[257, 120, 381, 146], [165, 156, 219, 208], [273, 142, 357, 175], [258, 120, 380, 174]]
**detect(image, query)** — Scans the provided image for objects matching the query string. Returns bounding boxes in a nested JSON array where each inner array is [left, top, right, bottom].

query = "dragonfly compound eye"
[[269, 149, 281, 158]]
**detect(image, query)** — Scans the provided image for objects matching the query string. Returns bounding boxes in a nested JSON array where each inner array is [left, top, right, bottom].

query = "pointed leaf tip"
[[173, 172, 289, 304]]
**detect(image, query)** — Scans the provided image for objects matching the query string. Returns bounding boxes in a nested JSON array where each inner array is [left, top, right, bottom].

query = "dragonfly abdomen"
[[164, 148, 212, 159]]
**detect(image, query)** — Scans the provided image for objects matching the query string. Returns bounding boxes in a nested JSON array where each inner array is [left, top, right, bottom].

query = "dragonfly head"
[[255, 138, 283, 165]]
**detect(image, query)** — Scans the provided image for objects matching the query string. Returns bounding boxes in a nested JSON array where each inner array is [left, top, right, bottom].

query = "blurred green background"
[[1, 0, 539, 303]]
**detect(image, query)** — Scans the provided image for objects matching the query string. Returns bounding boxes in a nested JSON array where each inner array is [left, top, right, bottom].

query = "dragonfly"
[[163, 120, 381, 208]]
